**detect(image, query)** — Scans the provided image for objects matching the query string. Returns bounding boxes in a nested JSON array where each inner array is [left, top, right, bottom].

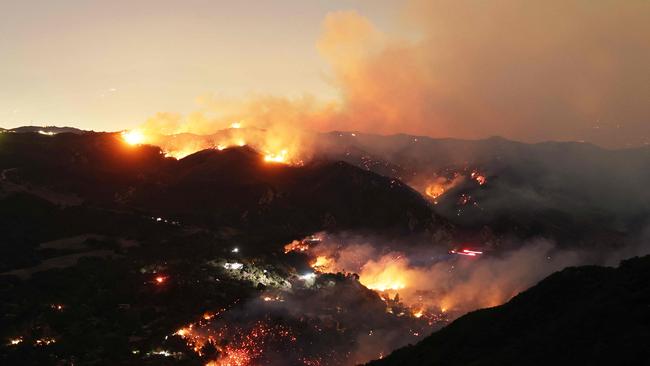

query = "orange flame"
[[121, 130, 145, 145], [424, 175, 463, 203], [310, 256, 333, 272]]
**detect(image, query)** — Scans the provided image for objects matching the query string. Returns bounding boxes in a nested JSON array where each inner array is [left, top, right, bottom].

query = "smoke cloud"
[[318, 1, 650, 147], [137, 1, 650, 150], [302, 232, 587, 313]]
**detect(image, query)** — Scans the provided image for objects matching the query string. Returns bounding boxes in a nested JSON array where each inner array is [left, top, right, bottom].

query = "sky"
[[1, 0, 649, 148]]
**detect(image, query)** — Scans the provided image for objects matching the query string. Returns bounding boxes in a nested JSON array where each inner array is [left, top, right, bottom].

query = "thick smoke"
[[318, 1, 650, 147], [135, 0, 650, 153], [303, 232, 586, 313]]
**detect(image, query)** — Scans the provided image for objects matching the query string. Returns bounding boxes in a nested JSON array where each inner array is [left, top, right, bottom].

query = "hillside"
[[0, 131, 442, 243], [368, 255, 650, 366]]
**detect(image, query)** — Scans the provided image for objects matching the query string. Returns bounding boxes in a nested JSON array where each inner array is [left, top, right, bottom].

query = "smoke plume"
[[133, 0, 650, 154]]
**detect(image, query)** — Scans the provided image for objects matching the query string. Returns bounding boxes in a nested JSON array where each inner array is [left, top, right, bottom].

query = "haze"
[[1, 0, 648, 148]]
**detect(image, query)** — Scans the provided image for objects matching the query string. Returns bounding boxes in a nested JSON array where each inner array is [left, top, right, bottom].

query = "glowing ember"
[[175, 318, 297, 366], [155, 275, 167, 284], [35, 338, 56, 346], [8, 337, 23, 346], [458, 194, 471, 205], [175, 327, 190, 337], [284, 240, 310, 254], [471, 171, 487, 185], [121, 130, 145, 145]]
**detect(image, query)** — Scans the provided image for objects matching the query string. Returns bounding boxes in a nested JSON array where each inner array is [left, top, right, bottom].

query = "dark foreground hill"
[[368, 255, 650, 366]]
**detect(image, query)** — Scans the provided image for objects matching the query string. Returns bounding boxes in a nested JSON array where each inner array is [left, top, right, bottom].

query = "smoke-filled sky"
[[1, 0, 649, 148]]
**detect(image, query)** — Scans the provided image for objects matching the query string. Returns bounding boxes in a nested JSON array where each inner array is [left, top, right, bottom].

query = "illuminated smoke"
[[288, 232, 586, 315]]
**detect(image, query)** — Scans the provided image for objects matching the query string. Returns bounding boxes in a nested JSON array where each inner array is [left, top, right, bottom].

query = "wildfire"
[[284, 235, 322, 254], [310, 256, 333, 272], [284, 240, 310, 254], [263, 149, 289, 164], [175, 316, 297, 366], [424, 175, 463, 203], [230, 122, 243, 129], [364, 281, 406, 292], [121, 130, 145, 145]]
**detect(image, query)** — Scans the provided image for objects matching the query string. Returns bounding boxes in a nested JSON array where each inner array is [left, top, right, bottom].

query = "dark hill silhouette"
[[0, 132, 440, 237], [368, 255, 650, 366], [317, 132, 650, 248]]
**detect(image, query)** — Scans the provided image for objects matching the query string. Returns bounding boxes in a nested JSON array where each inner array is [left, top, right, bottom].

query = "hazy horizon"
[[1, 0, 649, 148]]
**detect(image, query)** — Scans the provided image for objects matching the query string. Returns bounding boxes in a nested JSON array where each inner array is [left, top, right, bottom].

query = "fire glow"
[[263, 149, 289, 164], [424, 175, 463, 203], [174, 316, 297, 366], [120, 121, 310, 165], [471, 171, 487, 185], [121, 130, 145, 145]]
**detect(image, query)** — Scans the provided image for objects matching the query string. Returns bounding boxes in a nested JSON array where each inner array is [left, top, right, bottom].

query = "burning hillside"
[[169, 264, 443, 366], [283, 232, 586, 318], [160, 227, 597, 366], [119, 124, 308, 166]]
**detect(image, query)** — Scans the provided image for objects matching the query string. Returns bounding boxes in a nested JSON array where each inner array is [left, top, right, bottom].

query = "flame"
[[359, 256, 411, 292], [230, 122, 242, 129], [471, 171, 487, 185], [284, 240, 310, 254], [176, 317, 296, 366], [121, 130, 145, 145], [310, 256, 333, 272], [424, 175, 463, 203], [35, 338, 56, 346], [263, 149, 289, 164], [164, 148, 201, 159]]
